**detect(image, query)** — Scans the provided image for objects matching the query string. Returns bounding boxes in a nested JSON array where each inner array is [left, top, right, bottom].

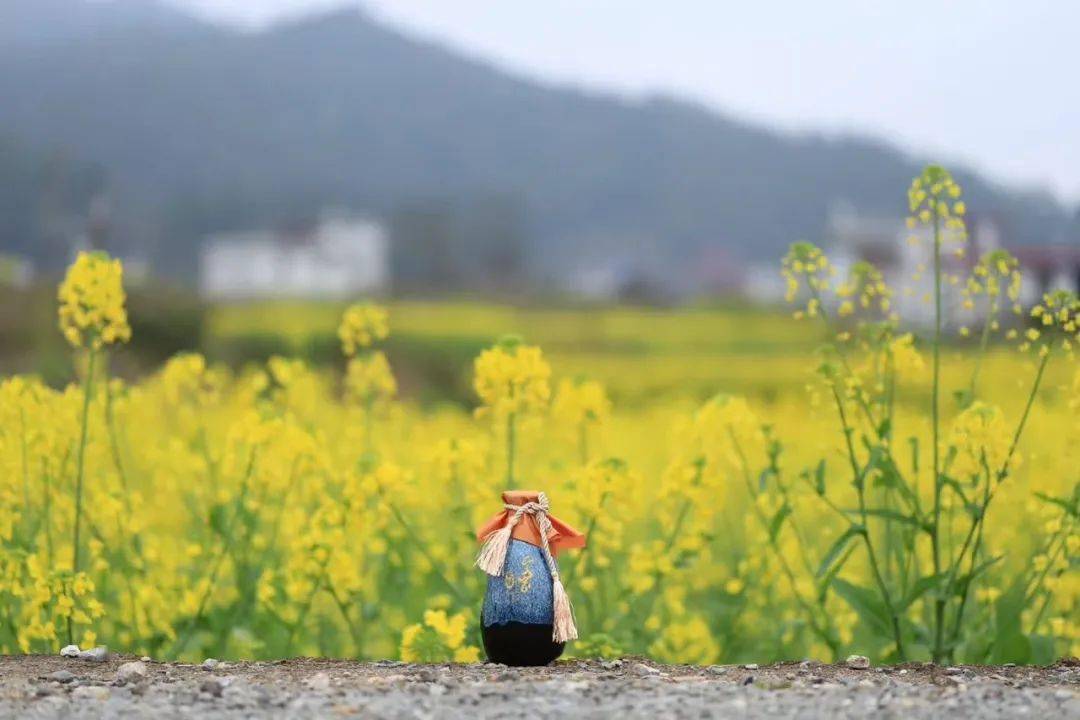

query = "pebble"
[[369, 674, 406, 685], [200, 676, 232, 698], [944, 666, 963, 676], [845, 655, 870, 670], [71, 685, 110, 701], [60, 645, 81, 658], [305, 672, 331, 691], [632, 663, 661, 676], [116, 661, 148, 683], [77, 646, 109, 662], [48, 670, 76, 683], [140, 656, 152, 662], [706, 665, 728, 675], [743, 663, 759, 670], [202, 658, 220, 671]]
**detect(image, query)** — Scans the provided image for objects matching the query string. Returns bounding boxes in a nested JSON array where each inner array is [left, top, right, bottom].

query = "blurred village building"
[[200, 212, 388, 301], [743, 203, 1080, 327], [1012, 245, 1080, 303], [827, 203, 983, 328]]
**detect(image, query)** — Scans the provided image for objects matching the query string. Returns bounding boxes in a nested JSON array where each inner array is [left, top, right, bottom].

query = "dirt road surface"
[[1, 654, 1077, 719]]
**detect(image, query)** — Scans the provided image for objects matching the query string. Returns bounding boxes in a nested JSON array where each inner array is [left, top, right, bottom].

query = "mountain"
[[0, 0, 207, 49], [0, 2, 1072, 286]]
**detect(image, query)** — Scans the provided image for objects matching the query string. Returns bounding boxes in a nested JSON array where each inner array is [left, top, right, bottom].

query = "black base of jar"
[[482, 622, 565, 666]]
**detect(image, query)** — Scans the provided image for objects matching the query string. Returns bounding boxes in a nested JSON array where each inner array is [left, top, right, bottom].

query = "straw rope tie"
[[475, 492, 578, 642]]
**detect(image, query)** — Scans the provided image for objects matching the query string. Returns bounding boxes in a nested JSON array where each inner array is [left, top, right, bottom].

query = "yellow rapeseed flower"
[[338, 303, 389, 357], [473, 336, 550, 420], [57, 251, 131, 349]]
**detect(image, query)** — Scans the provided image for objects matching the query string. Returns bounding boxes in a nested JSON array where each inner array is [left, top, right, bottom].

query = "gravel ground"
[[1, 654, 1077, 719]]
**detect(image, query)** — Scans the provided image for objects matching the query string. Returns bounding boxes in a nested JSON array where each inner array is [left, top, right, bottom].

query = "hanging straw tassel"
[[550, 577, 578, 642], [475, 516, 518, 576]]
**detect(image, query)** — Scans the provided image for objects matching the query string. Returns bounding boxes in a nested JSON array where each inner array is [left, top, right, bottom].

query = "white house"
[[827, 204, 998, 329], [200, 213, 388, 301]]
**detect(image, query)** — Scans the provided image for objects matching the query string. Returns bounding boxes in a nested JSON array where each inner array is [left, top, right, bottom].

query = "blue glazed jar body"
[[481, 539, 564, 665]]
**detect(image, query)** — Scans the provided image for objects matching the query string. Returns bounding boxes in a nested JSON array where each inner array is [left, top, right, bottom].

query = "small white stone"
[[743, 663, 759, 670], [77, 646, 108, 662], [60, 645, 81, 658], [632, 662, 661, 676], [845, 655, 870, 670], [140, 656, 152, 662], [116, 661, 148, 683], [72, 685, 110, 701], [305, 672, 331, 691], [201, 658, 219, 671]]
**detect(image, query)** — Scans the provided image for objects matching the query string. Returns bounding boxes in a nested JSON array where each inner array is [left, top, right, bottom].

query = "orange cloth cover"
[[475, 490, 586, 556]]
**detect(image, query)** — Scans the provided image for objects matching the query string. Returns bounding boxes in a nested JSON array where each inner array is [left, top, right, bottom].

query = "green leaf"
[[876, 417, 892, 439], [990, 573, 1029, 663], [768, 502, 792, 542], [842, 507, 925, 530], [208, 503, 229, 536], [953, 555, 1003, 599], [1029, 634, 1056, 665], [1034, 490, 1079, 518], [816, 524, 864, 578], [908, 436, 920, 475], [899, 573, 946, 610], [992, 631, 1031, 665], [959, 633, 994, 664], [817, 544, 857, 602], [832, 578, 892, 639], [941, 476, 971, 506]]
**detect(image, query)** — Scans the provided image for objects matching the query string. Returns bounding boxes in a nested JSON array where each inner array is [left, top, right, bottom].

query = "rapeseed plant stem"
[[69, 347, 97, 645], [172, 449, 258, 657], [730, 432, 840, 657], [505, 410, 517, 488], [383, 495, 468, 606], [930, 205, 946, 663], [1026, 525, 1071, 633], [967, 299, 996, 404], [285, 557, 328, 656], [329, 585, 365, 655], [829, 385, 905, 658]]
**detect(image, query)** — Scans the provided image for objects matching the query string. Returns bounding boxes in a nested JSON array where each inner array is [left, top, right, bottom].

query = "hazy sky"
[[173, 0, 1079, 204]]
